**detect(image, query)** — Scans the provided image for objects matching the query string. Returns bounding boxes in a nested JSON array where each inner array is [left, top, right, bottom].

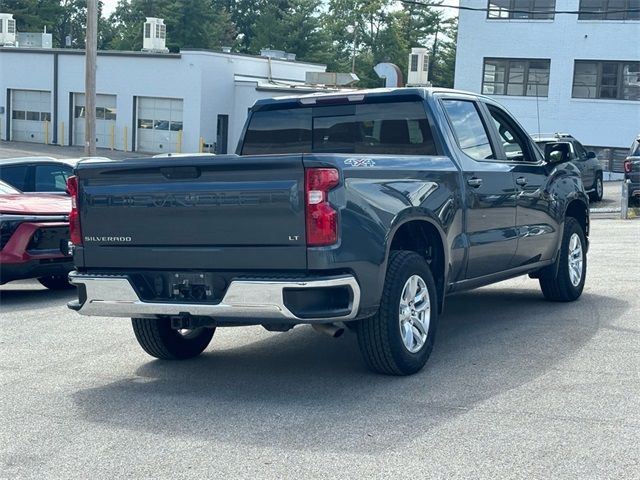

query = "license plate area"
[[129, 272, 228, 304]]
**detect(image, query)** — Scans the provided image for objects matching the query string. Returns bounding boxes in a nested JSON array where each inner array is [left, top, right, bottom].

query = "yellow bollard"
[[60, 122, 65, 146], [177, 130, 183, 154], [199, 136, 204, 153], [123, 126, 128, 152], [110, 124, 115, 151], [44, 120, 49, 145]]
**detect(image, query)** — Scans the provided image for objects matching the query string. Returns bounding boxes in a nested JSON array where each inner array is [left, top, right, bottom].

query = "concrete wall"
[[0, 48, 325, 153], [455, 0, 640, 149]]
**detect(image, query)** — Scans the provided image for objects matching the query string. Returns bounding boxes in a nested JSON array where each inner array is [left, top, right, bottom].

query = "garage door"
[[11, 90, 51, 143], [137, 97, 183, 153], [73, 94, 117, 149]]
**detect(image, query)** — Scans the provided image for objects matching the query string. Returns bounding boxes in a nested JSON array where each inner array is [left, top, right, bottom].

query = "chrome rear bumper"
[[68, 272, 360, 323]]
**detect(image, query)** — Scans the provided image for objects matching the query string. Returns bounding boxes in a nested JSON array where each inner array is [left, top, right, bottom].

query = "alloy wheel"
[[568, 233, 583, 287], [398, 275, 431, 353]]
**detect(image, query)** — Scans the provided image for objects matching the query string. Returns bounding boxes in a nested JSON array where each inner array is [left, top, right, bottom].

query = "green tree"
[[107, 0, 237, 52], [1, 0, 111, 48], [0, 0, 62, 35], [2, 0, 457, 84], [248, 0, 329, 62], [321, 1, 456, 88], [429, 18, 457, 88]]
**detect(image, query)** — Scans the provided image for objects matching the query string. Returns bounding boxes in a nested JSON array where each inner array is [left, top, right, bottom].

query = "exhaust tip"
[[312, 323, 345, 338]]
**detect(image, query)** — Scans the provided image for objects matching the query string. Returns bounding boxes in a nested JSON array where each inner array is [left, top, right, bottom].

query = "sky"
[[102, 0, 118, 17], [101, 0, 460, 18]]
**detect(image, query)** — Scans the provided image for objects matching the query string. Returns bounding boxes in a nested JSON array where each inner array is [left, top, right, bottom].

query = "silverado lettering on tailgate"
[[86, 190, 296, 208]]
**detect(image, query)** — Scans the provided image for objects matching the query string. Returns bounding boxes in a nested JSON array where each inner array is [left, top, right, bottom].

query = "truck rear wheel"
[[131, 317, 215, 360], [539, 217, 586, 302], [357, 251, 438, 375]]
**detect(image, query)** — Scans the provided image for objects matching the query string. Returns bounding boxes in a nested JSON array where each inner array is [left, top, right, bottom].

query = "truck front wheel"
[[131, 317, 215, 360], [588, 173, 603, 202], [357, 251, 438, 375]]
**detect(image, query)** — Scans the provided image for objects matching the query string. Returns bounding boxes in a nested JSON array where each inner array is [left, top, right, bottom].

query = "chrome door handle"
[[516, 176, 528, 186], [467, 177, 483, 188]]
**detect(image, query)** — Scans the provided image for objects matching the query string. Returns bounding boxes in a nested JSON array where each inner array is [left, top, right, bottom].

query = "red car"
[[0, 180, 73, 289]]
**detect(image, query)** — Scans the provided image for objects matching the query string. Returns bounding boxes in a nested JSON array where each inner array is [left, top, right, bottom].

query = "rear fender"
[[383, 211, 450, 313]]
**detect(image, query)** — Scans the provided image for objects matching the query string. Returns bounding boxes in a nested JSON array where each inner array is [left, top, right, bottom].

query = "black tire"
[[357, 251, 438, 376], [588, 173, 603, 202], [131, 317, 215, 360], [539, 217, 587, 302], [38, 275, 74, 290]]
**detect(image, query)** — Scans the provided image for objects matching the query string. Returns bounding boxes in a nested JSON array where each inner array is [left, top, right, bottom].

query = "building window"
[[578, 0, 640, 20], [573, 61, 640, 100], [0, 21, 3, 34], [488, 0, 556, 19], [8, 19, 15, 34], [482, 58, 550, 96], [144, 23, 151, 39]]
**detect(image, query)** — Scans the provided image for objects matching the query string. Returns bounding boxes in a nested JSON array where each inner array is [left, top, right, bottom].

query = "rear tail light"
[[624, 158, 633, 173], [66, 176, 82, 245], [305, 168, 339, 246]]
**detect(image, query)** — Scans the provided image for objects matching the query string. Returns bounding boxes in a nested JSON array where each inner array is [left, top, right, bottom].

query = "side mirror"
[[544, 142, 571, 163], [587, 151, 596, 159]]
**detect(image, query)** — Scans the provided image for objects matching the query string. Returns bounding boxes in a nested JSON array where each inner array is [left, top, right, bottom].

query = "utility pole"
[[84, 0, 97, 156]]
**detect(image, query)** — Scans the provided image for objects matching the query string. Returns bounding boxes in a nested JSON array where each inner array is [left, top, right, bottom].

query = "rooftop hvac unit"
[[17, 32, 52, 48], [305, 72, 359, 86], [407, 48, 430, 87], [260, 49, 296, 61], [0, 13, 17, 47], [142, 17, 168, 53]]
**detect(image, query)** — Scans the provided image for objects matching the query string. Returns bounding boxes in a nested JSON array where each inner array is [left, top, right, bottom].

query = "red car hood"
[[0, 194, 71, 215]]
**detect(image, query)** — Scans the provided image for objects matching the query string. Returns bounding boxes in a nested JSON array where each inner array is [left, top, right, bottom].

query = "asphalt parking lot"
[[1, 217, 638, 479], [0, 140, 146, 160]]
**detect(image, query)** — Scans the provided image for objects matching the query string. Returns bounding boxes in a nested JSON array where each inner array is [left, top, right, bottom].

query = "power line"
[[400, 0, 640, 16]]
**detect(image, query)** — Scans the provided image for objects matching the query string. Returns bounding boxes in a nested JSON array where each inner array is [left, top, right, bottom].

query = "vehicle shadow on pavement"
[[72, 288, 628, 454], [0, 286, 76, 312]]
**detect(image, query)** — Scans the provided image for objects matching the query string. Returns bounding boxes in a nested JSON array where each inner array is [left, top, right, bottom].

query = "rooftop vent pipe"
[[374, 63, 404, 87]]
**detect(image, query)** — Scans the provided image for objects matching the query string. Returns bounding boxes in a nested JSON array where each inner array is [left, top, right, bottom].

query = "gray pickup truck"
[[67, 88, 590, 375], [624, 135, 640, 206]]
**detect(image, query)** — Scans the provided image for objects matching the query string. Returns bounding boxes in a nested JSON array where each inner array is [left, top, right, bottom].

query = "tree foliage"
[[2, 0, 457, 87]]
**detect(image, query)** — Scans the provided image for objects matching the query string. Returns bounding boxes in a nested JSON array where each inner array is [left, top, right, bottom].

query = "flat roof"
[[0, 46, 181, 58], [183, 48, 325, 67], [0, 46, 326, 67]]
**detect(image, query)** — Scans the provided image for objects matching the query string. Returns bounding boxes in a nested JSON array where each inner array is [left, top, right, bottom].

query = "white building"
[[455, 0, 640, 170], [0, 47, 327, 154]]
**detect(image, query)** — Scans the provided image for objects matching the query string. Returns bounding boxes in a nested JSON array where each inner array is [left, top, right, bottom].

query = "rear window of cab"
[[242, 100, 438, 156]]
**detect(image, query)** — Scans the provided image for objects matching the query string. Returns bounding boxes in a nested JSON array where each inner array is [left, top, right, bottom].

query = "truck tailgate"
[[75, 155, 307, 270]]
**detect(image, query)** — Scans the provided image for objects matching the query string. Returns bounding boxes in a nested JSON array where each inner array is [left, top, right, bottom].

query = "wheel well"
[[566, 199, 589, 237], [389, 220, 445, 309]]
